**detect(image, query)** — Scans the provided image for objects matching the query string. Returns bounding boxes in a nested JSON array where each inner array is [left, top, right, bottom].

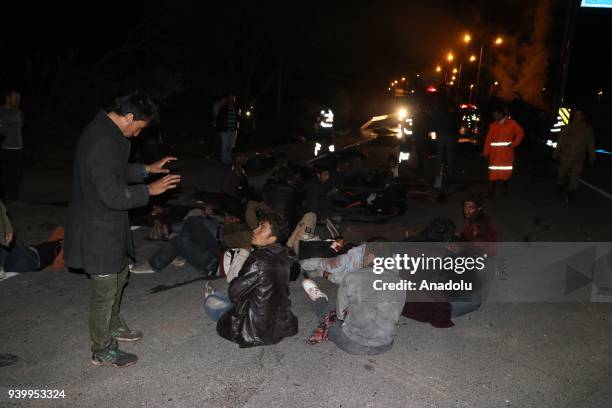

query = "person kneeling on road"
[[204, 209, 299, 348]]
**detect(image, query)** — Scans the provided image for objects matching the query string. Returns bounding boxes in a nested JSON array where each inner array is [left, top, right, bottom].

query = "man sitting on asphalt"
[[130, 214, 221, 275], [1, 200, 63, 276], [131, 197, 277, 277], [459, 193, 497, 253], [302, 166, 336, 220], [302, 242, 406, 355], [205, 209, 299, 348]]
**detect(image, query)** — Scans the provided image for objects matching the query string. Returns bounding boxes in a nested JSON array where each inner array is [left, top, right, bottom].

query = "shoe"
[[172, 257, 186, 267], [129, 262, 156, 274], [111, 317, 143, 342], [203, 282, 215, 298], [556, 185, 565, 196], [302, 279, 328, 302], [91, 345, 138, 368]]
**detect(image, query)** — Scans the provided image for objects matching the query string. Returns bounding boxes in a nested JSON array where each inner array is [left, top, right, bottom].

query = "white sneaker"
[[171, 257, 186, 267], [203, 282, 215, 298], [129, 262, 157, 274], [302, 279, 328, 302]]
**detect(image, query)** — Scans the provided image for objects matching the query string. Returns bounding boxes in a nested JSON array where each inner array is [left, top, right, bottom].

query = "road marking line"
[[579, 178, 612, 201]]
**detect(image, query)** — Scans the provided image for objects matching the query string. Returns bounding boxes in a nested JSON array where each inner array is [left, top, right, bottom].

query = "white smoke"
[[492, 0, 551, 109]]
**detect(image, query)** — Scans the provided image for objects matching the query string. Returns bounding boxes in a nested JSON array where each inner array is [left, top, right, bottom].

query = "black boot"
[[556, 184, 565, 196], [487, 181, 496, 197]]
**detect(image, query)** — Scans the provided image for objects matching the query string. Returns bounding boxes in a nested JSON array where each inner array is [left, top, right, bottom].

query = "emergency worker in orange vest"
[[482, 107, 524, 196]]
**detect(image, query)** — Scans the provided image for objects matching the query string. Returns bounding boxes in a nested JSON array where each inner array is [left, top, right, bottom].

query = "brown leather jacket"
[[217, 244, 298, 348]]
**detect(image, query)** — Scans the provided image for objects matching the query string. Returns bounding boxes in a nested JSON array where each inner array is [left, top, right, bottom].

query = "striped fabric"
[[226, 105, 237, 131]]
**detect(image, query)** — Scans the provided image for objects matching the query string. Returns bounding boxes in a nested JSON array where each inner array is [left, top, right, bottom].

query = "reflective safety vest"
[[483, 118, 524, 180], [319, 109, 334, 128]]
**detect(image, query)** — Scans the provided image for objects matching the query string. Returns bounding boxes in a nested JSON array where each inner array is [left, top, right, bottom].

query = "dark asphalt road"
[[1, 135, 611, 407]]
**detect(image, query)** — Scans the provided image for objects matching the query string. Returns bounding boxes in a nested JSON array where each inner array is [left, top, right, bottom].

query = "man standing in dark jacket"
[[211, 210, 299, 348], [65, 92, 181, 367], [429, 99, 459, 175]]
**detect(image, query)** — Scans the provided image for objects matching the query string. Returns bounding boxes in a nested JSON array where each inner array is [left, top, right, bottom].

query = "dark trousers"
[[0, 148, 24, 203], [557, 159, 584, 192], [436, 134, 454, 173], [89, 266, 129, 352], [1, 240, 39, 272], [149, 217, 220, 273], [0, 240, 60, 272]]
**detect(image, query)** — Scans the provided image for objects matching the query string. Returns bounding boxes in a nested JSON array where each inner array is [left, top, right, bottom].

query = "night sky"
[[1, 1, 610, 137]]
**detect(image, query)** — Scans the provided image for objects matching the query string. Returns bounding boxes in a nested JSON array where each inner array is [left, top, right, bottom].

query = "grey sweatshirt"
[[337, 267, 406, 348]]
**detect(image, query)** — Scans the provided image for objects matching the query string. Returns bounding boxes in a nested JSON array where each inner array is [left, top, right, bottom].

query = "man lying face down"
[[214, 209, 299, 348]]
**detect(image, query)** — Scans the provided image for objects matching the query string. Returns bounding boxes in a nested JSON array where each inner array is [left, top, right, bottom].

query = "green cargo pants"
[[88, 266, 129, 352], [558, 159, 584, 191]]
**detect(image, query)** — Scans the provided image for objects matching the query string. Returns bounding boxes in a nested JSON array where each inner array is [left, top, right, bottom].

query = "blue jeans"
[[450, 294, 481, 318], [0, 240, 39, 272], [203, 291, 234, 321], [436, 134, 455, 172], [172, 216, 219, 240], [149, 217, 220, 273], [220, 131, 237, 165]]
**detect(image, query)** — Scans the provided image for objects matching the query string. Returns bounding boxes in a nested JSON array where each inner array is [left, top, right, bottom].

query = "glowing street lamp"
[[451, 75, 456, 81], [494, 81, 499, 86], [494, 36, 503, 46], [446, 52, 454, 62], [402, 77, 406, 81], [463, 33, 472, 44], [449, 81, 455, 85], [452, 68, 458, 74], [436, 65, 442, 73], [469, 54, 477, 62]]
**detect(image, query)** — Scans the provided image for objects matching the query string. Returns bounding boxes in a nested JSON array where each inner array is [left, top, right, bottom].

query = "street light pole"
[[457, 62, 463, 102], [474, 43, 484, 104]]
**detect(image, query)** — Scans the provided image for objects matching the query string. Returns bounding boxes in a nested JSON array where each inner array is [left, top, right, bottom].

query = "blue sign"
[[581, 0, 612, 8]]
